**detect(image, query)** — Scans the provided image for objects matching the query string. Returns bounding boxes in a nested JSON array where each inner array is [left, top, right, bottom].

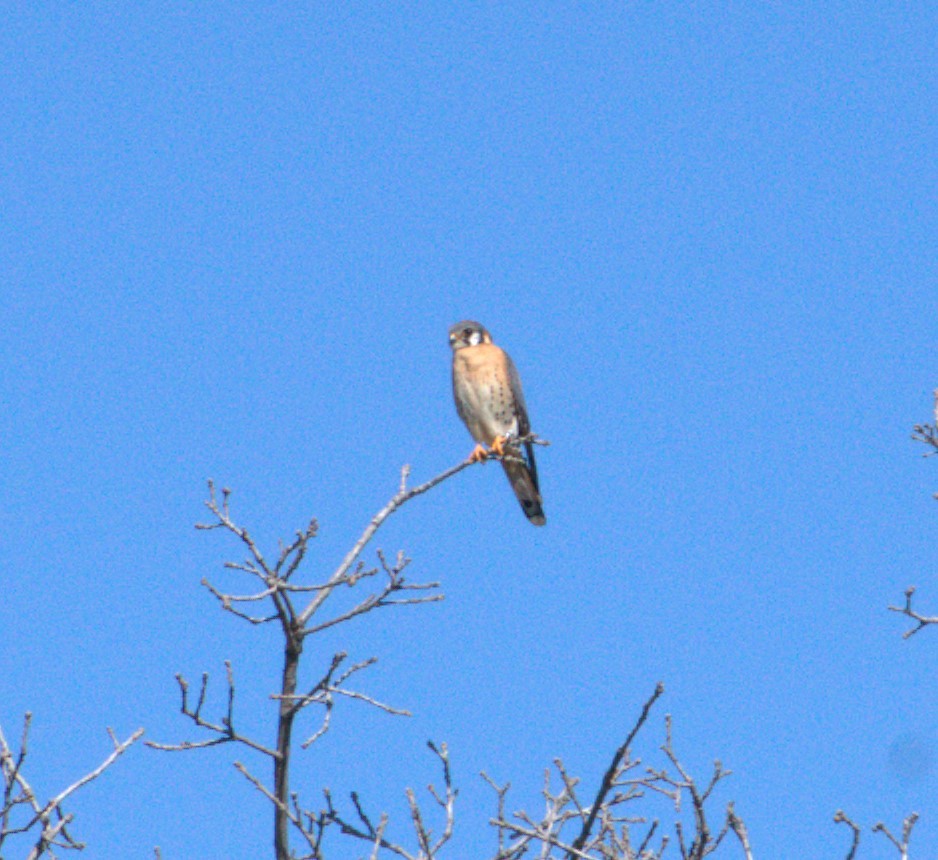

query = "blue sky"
[[2, 3, 936, 857]]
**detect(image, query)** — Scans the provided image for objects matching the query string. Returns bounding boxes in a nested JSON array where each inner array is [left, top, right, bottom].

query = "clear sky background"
[[2, 3, 937, 858]]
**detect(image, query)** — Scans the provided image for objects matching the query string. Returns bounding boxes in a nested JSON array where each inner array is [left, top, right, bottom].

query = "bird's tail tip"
[[521, 500, 546, 526]]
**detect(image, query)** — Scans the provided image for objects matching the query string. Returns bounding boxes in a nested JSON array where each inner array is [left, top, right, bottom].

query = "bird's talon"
[[468, 444, 489, 463], [491, 435, 508, 457]]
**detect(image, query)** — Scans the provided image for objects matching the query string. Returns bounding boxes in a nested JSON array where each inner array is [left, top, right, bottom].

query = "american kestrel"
[[449, 320, 546, 526]]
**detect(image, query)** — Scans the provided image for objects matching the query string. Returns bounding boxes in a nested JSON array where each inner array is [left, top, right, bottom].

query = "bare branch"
[[264, 653, 412, 750], [323, 788, 413, 859], [494, 818, 595, 859], [911, 390, 938, 453], [323, 741, 456, 860], [278, 517, 319, 582], [481, 693, 748, 860], [873, 812, 919, 860], [147, 666, 278, 758], [912, 390, 938, 504], [888, 586, 938, 638], [648, 715, 735, 860], [569, 681, 665, 855], [197, 481, 298, 635], [327, 687, 411, 716], [31, 728, 144, 826], [197, 482, 276, 579], [235, 761, 291, 814], [2, 716, 142, 858], [294, 437, 547, 631], [911, 422, 938, 454], [636, 819, 662, 858], [481, 772, 522, 859], [201, 577, 281, 624], [834, 810, 861, 860], [301, 579, 443, 638], [727, 803, 753, 860]]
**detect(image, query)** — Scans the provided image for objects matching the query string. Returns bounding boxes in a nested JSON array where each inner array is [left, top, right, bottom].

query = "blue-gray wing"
[[506, 353, 540, 496]]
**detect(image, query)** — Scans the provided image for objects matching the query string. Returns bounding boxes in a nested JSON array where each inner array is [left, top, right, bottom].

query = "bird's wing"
[[505, 353, 540, 494]]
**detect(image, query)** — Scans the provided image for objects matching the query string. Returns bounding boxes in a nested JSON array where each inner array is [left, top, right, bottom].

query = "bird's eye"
[[463, 328, 472, 338]]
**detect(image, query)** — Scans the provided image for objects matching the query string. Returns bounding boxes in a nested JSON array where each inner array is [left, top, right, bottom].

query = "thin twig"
[[235, 761, 291, 814], [834, 810, 861, 860], [727, 803, 753, 860]]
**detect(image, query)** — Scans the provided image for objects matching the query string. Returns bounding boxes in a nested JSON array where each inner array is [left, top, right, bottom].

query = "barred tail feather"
[[502, 459, 546, 526]]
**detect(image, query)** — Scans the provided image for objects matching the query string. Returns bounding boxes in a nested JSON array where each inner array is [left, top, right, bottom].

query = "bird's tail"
[[502, 454, 546, 526]]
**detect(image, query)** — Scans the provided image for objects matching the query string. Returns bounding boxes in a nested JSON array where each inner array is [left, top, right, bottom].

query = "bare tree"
[[147, 467, 449, 859], [145, 435, 774, 859], [149, 444, 543, 858], [0, 713, 142, 859]]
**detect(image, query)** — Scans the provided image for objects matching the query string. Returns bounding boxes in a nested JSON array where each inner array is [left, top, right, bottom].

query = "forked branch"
[[888, 587, 938, 639], [873, 812, 919, 860], [147, 662, 277, 757], [836, 810, 919, 860], [911, 389, 938, 459], [322, 741, 456, 860]]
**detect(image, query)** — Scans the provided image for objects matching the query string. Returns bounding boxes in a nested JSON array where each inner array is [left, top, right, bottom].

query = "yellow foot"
[[490, 435, 509, 457], [468, 444, 489, 463]]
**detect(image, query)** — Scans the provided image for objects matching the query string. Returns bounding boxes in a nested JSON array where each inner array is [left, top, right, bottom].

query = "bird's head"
[[448, 320, 492, 350]]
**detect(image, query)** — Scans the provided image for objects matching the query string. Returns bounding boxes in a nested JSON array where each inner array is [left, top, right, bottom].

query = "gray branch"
[[1, 715, 142, 858], [874, 813, 919, 860], [888, 587, 938, 638]]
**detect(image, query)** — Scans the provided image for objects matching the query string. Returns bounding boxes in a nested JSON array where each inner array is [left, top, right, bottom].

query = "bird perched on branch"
[[448, 320, 546, 526]]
